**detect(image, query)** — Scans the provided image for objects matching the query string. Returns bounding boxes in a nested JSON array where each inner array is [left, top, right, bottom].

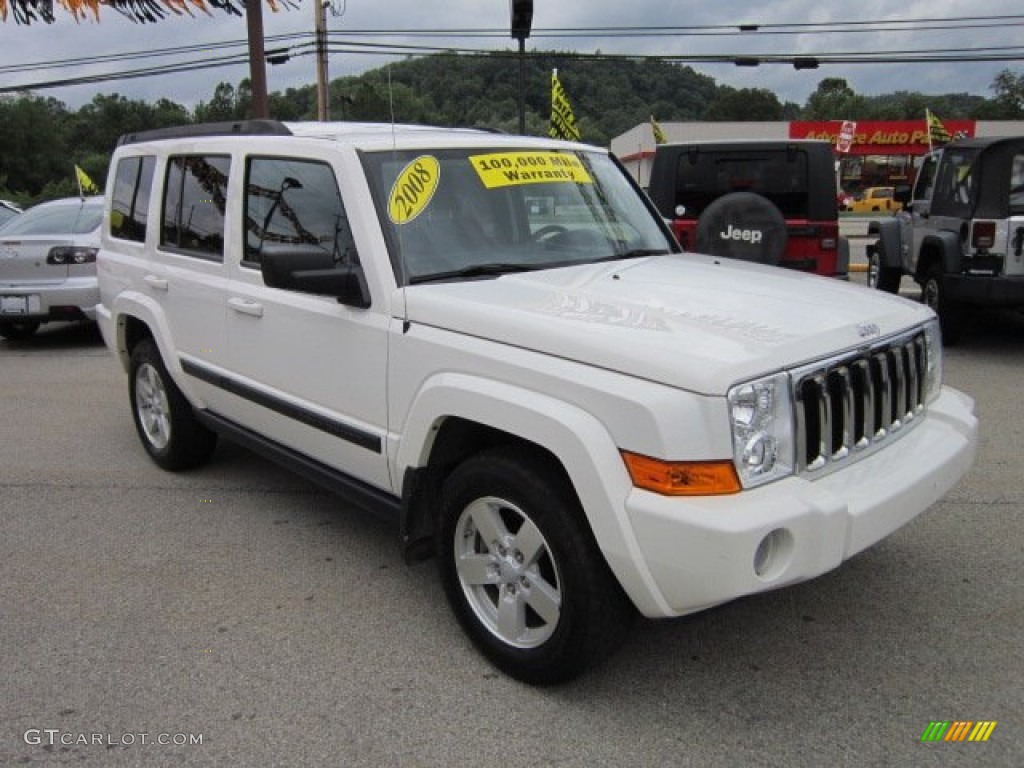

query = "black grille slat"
[[794, 332, 928, 474]]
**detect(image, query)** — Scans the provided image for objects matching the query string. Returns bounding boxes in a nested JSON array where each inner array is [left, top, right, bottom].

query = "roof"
[[117, 119, 594, 153]]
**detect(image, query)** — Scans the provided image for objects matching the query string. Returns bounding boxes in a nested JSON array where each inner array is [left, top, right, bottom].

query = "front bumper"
[[0, 277, 99, 323], [625, 385, 977, 618]]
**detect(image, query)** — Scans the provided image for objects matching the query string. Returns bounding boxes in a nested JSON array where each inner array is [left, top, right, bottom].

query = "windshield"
[[361, 147, 676, 284], [0, 199, 102, 237]]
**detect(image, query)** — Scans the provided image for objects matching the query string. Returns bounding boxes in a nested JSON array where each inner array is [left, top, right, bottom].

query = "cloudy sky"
[[2, 0, 1022, 114]]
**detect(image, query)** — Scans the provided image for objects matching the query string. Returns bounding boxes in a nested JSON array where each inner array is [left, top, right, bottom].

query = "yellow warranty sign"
[[470, 152, 593, 189], [388, 156, 441, 224]]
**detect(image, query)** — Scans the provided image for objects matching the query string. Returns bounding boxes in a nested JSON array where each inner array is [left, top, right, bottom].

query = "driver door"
[[223, 153, 391, 491]]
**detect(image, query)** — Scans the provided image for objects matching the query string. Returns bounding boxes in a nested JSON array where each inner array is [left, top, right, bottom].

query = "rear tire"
[[0, 320, 40, 340], [438, 446, 634, 684], [129, 339, 217, 470]]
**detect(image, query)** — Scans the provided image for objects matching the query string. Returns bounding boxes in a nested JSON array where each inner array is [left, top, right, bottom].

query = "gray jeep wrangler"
[[868, 136, 1024, 343]]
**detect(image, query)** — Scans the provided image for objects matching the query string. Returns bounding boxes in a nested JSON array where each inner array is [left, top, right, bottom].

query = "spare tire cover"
[[693, 192, 788, 265]]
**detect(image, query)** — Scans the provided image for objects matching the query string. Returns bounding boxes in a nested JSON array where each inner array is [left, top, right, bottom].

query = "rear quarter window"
[[110, 155, 156, 243], [1010, 153, 1024, 215]]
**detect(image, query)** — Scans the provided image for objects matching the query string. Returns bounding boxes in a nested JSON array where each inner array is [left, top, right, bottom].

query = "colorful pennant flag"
[[549, 69, 581, 142]]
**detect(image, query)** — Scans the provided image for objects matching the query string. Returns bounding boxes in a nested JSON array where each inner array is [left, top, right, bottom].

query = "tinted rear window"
[[675, 150, 811, 219], [0, 200, 102, 236]]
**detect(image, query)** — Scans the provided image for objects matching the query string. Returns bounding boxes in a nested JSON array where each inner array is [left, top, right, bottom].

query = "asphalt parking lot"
[[1, 283, 1022, 766]]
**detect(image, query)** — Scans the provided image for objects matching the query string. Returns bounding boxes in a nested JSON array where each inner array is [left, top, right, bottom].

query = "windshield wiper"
[[409, 262, 547, 284]]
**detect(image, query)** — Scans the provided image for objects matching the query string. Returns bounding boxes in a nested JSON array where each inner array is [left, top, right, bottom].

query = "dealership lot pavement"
[[1, 294, 1022, 767]]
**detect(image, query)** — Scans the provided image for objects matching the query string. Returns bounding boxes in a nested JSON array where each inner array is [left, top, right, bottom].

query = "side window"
[[1010, 154, 1024, 214], [914, 156, 938, 202], [931, 149, 977, 216], [161, 154, 231, 261], [110, 155, 155, 242], [243, 156, 357, 269]]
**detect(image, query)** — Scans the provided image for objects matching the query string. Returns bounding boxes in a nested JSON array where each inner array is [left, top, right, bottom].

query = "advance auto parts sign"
[[789, 120, 975, 155], [470, 152, 593, 189]]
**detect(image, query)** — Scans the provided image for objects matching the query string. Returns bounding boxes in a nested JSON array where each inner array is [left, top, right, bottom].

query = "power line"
[[6, 12, 1024, 75], [3, 14, 1023, 95]]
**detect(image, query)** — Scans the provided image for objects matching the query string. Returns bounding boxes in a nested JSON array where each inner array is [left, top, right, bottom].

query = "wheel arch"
[[868, 218, 904, 270], [914, 231, 961, 282], [107, 292, 174, 373], [395, 372, 671, 617]]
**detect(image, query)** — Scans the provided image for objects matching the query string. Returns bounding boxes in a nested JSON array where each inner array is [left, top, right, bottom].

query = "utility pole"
[[246, 3, 270, 118], [315, 0, 329, 121], [510, 0, 533, 135]]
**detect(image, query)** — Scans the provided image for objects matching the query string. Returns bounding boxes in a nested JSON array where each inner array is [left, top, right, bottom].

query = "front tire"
[[129, 339, 217, 470], [867, 245, 901, 293], [922, 265, 964, 345], [438, 446, 634, 684]]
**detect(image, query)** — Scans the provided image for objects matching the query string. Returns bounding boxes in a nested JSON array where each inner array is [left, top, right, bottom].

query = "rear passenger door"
[[143, 153, 236, 415], [223, 153, 391, 492]]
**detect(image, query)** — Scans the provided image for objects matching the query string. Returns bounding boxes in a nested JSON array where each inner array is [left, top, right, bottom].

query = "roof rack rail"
[[117, 120, 293, 147]]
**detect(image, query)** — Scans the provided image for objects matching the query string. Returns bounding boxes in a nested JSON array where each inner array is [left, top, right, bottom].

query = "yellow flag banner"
[[75, 165, 99, 195], [549, 70, 581, 142], [925, 109, 952, 147], [650, 115, 667, 145]]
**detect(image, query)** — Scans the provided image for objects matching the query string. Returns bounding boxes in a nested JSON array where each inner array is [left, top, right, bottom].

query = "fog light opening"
[[753, 528, 793, 581]]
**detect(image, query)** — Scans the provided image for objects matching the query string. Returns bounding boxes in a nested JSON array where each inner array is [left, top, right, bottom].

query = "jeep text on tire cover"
[[97, 120, 977, 684]]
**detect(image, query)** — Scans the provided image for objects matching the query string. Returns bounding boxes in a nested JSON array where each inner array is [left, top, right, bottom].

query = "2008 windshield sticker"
[[388, 156, 441, 225], [470, 152, 593, 189]]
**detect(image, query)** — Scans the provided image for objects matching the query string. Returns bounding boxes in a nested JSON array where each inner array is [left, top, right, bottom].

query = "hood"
[[403, 253, 933, 394]]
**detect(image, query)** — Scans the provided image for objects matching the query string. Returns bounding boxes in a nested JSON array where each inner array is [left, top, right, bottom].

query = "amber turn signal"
[[621, 451, 741, 496]]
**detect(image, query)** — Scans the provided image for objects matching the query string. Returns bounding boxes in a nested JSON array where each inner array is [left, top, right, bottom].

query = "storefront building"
[[789, 119, 975, 193]]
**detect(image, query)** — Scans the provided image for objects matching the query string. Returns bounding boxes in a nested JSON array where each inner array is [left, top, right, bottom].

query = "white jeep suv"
[[97, 120, 977, 684]]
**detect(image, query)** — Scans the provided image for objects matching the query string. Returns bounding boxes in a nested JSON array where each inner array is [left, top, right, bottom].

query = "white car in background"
[[0, 196, 103, 340]]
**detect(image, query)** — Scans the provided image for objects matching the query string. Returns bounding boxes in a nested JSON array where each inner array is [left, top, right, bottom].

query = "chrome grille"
[[794, 331, 927, 475]]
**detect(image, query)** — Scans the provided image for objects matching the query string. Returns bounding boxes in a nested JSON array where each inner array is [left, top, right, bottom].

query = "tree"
[[987, 69, 1024, 118], [0, 95, 71, 197], [802, 78, 867, 120], [703, 87, 784, 121]]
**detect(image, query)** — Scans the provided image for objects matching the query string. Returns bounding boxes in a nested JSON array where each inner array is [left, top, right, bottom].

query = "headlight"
[[922, 318, 943, 403], [727, 372, 794, 488]]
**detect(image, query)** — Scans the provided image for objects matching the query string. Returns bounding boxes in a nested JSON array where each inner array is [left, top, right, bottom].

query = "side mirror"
[[260, 246, 371, 308], [894, 185, 912, 207]]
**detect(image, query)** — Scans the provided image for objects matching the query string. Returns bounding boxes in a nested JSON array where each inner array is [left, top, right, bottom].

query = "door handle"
[[228, 297, 264, 318], [143, 274, 168, 291]]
